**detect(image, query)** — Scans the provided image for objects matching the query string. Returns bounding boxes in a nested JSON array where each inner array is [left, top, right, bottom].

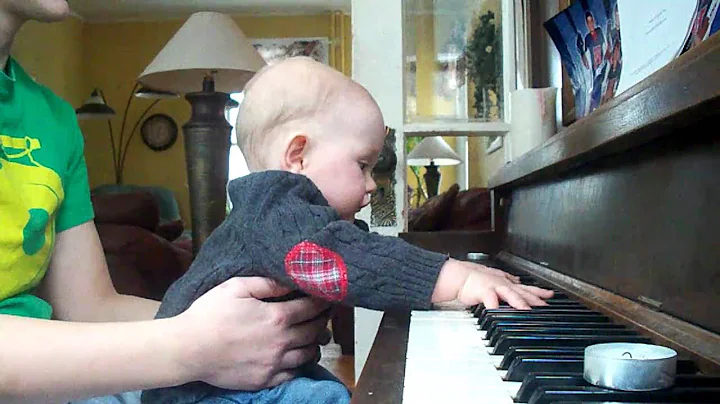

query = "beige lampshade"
[[137, 11, 266, 94], [406, 136, 461, 166]]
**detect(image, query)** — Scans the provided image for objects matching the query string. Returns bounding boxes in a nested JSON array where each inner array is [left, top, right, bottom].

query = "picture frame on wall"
[[251, 37, 330, 65]]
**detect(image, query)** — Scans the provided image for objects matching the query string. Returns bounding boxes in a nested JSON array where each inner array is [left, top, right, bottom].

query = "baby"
[[141, 56, 553, 404]]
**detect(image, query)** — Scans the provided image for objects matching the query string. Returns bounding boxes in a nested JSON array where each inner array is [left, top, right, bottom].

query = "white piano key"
[[403, 310, 514, 404], [402, 388, 513, 404], [504, 381, 523, 399], [411, 310, 473, 319]]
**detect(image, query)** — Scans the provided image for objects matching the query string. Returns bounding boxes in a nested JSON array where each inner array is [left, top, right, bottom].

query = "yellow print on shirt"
[[0, 134, 64, 301]]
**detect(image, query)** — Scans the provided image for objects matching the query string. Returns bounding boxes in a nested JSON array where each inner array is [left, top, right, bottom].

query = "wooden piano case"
[[352, 33, 720, 403]]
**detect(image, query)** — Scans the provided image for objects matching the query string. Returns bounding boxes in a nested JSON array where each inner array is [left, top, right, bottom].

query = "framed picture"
[[251, 37, 330, 65]]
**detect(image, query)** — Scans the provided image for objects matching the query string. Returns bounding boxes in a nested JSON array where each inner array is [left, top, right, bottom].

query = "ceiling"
[[69, 0, 352, 22]]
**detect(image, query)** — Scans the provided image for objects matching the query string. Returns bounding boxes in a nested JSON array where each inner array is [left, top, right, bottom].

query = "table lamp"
[[406, 136, 461, 198], [137, 11, 266, 255]]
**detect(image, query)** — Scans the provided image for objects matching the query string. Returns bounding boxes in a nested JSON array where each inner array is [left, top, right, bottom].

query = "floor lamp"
[[137, 11, 266, 255], [406, 136, 461, 200], [75, 86, 177, 184]]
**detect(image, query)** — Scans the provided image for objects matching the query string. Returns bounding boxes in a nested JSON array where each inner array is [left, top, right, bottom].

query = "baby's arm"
[[219, 172, 552, 311], [431, 259, 554, 309], [275, 220, 552, 311]]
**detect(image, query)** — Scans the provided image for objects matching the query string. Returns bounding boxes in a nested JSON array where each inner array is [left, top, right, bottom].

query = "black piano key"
[[527, 385, 720, 404], [485, 322, 631, 344], [544, 291, 569, 300], [517, 374, 720, 403], [676, 359, 699, 374], [492, 334, 651, 355], [477, 307, 597, 323], [480, 313, 610, 330], [500, 352, 697, 376], [548, 402, 709, 404], [505, 358, 584, 381], [488, 327, 638, 347], [516, 373, 585, 402], [487, 321, 625, 340], [500, 347, 586, 370], [492, 299, 586, 309]]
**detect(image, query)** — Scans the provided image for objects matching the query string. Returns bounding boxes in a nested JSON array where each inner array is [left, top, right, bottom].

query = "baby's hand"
[[432, 259, 554, 310]]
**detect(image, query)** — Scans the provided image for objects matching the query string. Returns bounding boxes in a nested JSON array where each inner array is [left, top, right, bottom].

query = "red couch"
[[408, 184, 492, 231], [91, 190, 192, 301]]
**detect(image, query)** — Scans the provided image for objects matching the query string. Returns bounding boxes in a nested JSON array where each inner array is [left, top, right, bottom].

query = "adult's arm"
[[0, 223, 330, 403]]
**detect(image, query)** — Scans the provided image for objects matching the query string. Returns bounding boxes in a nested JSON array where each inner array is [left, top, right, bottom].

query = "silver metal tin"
[[584, 342, 677, 391], [466, 252, 489, 261]]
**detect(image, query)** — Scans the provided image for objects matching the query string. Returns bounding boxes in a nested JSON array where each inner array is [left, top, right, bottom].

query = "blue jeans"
[[76, 365, 350, 404], [70, 391, 140, 404]]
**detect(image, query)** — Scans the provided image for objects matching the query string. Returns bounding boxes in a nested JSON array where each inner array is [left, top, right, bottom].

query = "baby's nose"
[[366, 176, 377, 194]]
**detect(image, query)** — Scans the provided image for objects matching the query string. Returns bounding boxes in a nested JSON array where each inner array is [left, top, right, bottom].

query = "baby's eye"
[[358, 162, 368, 170]]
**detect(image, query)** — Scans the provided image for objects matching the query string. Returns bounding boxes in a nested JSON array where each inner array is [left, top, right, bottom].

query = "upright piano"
[[352, 33, 720, 404]]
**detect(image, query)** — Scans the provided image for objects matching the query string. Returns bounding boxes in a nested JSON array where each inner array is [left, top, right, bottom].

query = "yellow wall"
[[406, 1, 457, 204], [80, 14, 351, 223], [468, 137, 505, 188], [11, 17, 85, 106]]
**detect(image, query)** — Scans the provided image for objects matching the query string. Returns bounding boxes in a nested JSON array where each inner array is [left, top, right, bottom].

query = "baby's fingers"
[[516, 286, 549, 307], [495, 285, 531, 310], [479, 288, 500, 310], [520, 284, 555, 299], [483, 266, 518, 281]]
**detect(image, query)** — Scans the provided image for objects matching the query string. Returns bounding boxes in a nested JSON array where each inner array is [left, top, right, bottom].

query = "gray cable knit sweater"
[[142, 170, 448, 403]]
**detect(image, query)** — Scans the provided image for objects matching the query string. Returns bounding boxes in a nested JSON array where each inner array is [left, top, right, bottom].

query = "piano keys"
[[351, 31, 720, 404], [399, 264, 720, 404]]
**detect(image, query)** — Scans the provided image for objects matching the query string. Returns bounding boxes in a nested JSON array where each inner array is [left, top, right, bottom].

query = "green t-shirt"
[[0, 57, 95, 319]]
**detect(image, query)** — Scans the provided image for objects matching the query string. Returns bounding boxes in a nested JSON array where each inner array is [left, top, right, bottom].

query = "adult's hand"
[[175, 277, 332, 391]]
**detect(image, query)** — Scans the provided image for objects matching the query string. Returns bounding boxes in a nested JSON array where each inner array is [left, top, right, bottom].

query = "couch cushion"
[[408, 183, 460, 231], [92, 191, 160, 232], [93, 184, 181, 224], [156, 219, 185, 242], [446, 187, 492, 230], [96, 223, 192, 300]]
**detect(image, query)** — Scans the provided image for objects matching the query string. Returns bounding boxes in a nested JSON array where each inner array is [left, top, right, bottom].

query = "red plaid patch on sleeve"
[[284, 241, 348, 301]]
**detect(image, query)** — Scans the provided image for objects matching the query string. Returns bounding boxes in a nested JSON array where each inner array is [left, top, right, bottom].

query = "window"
[[226, 92, 249, 182], [226, 37, 331, 182]]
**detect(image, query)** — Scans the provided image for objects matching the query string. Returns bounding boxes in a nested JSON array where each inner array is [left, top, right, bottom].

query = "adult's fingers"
[[264, 369, 298, 389], [277, 345, 320, 370], [220, 277, 294, 300], [284, 315, 330, 349], [274, 297, 332, 325], [318, 327, 332, 345]]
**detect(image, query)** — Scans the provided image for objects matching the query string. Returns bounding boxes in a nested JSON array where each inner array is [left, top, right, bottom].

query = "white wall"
[[351, 0, 405, 382]]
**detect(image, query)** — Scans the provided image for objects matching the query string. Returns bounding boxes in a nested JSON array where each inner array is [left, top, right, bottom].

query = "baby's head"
[[237, 56, 386, 220]]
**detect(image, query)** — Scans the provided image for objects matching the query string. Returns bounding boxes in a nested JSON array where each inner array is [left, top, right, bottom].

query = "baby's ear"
[[282, 134, 308, 173]]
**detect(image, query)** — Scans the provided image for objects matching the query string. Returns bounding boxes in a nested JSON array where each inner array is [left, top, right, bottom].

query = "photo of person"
[[681, 0, 720, 54], [545, 0, 622, 119]]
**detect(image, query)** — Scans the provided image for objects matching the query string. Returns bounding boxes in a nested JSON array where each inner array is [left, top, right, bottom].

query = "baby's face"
[[301, 99, 386, 220]]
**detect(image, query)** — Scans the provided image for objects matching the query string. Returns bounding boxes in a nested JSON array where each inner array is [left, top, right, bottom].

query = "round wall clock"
[[141, 113, 178, 151]]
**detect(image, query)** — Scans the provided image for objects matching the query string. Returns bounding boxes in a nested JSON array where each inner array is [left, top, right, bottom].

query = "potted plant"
[[463, 10, 503, 120]]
